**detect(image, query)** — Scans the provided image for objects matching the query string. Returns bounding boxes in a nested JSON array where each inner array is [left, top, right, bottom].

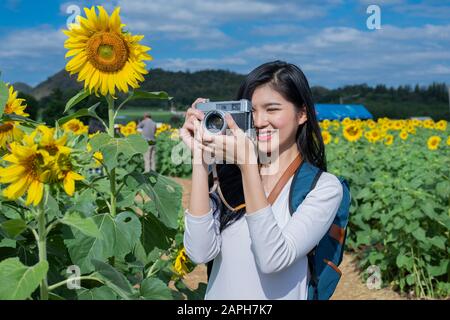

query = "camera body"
[[196, 99, 253, 135]]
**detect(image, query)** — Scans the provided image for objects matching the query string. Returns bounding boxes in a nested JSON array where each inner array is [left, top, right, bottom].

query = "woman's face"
[[251, 84, 307, 155]]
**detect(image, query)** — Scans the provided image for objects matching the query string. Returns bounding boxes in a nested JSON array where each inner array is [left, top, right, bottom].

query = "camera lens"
[[204, 111, 225, 134]]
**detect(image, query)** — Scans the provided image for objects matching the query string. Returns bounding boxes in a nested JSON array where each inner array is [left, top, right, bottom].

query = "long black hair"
[[208, 60, 326, 232]]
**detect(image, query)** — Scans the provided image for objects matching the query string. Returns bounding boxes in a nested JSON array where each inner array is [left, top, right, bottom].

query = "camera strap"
[[209, 164, 246, 212], [209, 152, 302, 213]]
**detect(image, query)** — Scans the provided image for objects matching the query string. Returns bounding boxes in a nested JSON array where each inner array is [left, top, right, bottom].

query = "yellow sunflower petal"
[[63, 175, 76, 196]]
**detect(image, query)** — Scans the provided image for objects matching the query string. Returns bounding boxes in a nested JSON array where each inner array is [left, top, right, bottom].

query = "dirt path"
[[172, 177, 405, 300]]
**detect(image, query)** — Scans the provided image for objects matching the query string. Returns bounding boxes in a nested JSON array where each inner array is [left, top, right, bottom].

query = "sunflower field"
[[321, 118, 450, 298], [0, 6, 195, 300], [154, 117, 450, 299]]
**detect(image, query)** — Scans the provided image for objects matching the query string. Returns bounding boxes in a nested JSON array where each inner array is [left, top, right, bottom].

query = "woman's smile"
[[257, 130, 275, 141]]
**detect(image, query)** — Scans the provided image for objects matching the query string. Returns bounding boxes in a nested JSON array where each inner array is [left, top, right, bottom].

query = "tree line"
[[17, 69, 449, 124]]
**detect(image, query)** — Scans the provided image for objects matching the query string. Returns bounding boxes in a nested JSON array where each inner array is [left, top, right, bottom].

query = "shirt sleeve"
[[183, 193, 222, 264], [245, 173, 343, 274]]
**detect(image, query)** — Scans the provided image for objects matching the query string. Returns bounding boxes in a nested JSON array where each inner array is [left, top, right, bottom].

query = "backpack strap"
[[267, 153, 302, 205], [288, 162, 323, 300], [288, 162, 322, 215]]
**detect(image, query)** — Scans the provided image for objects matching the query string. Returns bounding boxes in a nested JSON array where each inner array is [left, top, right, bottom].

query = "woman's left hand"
[[199, 113, 258, 169]]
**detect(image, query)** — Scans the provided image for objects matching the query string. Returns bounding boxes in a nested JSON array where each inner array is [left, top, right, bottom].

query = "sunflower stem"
[[107, 95, 117, 217], [37, 198, 49, 300]]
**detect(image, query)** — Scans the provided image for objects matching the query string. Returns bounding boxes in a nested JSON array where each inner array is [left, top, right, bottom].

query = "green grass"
[[116, 107, 181, 125]]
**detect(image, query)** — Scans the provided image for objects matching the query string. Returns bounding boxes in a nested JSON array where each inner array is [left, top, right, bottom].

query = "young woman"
[[179, 61, 343, 300]]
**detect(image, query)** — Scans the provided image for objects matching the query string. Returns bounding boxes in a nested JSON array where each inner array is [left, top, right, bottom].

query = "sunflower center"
[[86, 32, 129, 73], [68, 123, 80, 132], [4, 104, 12, 114], [45, 144, 59, 156], [346, 126, 358, 136], [0, 123, 14, 133], [98, 45, 114, 59]]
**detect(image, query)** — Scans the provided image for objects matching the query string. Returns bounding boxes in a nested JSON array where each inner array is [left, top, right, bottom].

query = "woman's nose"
[[252, 111, 269, 128]]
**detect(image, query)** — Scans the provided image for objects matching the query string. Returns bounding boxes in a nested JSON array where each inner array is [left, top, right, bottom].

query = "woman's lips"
[[257, 131, 273, 141]]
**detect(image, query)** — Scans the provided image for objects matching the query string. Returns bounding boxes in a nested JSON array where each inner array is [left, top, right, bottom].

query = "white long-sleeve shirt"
[[183, 171, 343, 300]]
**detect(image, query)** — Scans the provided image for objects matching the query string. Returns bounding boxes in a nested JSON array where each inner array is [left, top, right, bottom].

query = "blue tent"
[[315, 104, 373, 121]]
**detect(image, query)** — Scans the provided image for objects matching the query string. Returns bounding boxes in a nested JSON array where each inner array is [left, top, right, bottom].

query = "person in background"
[[138, 113, 157, 172]]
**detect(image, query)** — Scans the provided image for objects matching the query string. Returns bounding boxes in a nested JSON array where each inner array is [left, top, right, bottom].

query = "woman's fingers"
[[186, 107, 205, 122], [187, 98, 207, 120], [198, 144, 215, 154]]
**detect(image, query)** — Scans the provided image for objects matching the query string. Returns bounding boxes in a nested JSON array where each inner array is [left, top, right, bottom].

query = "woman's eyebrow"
[[253, 102, 282, 108]]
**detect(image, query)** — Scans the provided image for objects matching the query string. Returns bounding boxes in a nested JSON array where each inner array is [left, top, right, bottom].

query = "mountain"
[[20, 68, 247, 104], [11, 82, 33, 95], [31, 69, 82, 100]]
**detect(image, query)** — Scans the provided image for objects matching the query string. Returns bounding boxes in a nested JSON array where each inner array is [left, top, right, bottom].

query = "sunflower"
[[366, 119, 376, 129], [447, 136, 450, 146], [406, 125, 416, 135], [86, 143, 103, 167], [63, 6, 152, 97], [93, 151, 103, 167], [367, 129, 382, 143], [427, 136, 441, 150], [62, 119, 88, 135], [155, 123, 172, 137], [384, 134, 394, 146], [320, 119, 330, 130], [170, 128, 180, 141], [343, 124, 362, 142], [321, 130, 331, 145], [126, 121, 136, 129], [423, 119, 435, 129], [36, 126, 71, 155], [0, 142, 52, 206], [435, 120, 447, 131], [54, 153, 84, 196], [173, 247, 190, 277], [119, 122, 137, 136], [3, 84, 29, 117], [0, 122, 24, 149], [399, 130, 408, 140], [381, 124, 390, 132], [342, 117, 352, 127]]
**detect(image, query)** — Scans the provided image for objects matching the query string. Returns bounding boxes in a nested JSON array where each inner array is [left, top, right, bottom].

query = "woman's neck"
[[259, 142, 300, 178]]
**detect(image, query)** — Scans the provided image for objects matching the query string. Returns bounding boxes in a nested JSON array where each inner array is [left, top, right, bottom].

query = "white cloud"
[[116, 0, 331, 46], [235, 23, 450, 86], [0, 26, 65, 58], [0, 26, 67, 85], [156, 57, 248, 71], [392, 2, 450, 19]]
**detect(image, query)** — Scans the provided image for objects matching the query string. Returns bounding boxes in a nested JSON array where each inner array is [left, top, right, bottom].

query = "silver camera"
[[196, 99, 253, 135]]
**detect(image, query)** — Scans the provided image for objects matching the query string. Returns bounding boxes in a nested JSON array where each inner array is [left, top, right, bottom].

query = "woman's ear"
[[297, 105, 307, 125]]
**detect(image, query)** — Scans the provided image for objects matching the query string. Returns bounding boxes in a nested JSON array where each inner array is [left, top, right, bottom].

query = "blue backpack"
[[289, 162, 351, 300]]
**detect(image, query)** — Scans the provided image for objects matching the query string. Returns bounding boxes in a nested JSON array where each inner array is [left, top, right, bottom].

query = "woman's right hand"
[[180, 98, 207, 153]]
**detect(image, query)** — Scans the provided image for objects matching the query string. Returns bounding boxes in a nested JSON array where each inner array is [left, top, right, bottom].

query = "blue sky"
[[0, 0, 449, 88]]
